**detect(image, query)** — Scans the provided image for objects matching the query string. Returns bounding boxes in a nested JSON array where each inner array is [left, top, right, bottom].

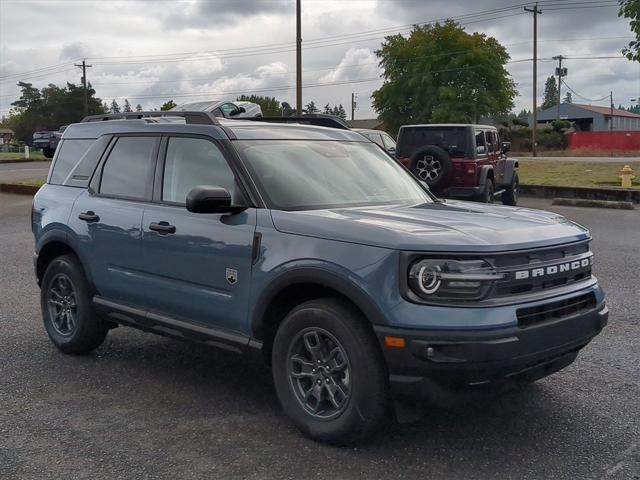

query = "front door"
[[139, 136, 256, 335]]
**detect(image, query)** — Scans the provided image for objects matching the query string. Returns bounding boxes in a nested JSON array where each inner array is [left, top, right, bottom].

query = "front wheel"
[[42, 147, 54, 159], [501, 172, 519, 206], [272, 298, 390, 444]]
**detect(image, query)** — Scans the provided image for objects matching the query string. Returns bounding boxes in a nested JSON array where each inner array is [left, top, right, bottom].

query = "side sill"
[[93, 296, 258, 356]]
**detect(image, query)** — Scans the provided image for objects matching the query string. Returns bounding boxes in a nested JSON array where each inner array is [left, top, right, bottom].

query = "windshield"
[[33, 132, 50, 139], [236, 140, 433, 211], [398, 127, 468, 157]]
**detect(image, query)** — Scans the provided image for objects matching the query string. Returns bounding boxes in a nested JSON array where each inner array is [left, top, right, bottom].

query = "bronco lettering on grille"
[[514, 256, 593, 280]]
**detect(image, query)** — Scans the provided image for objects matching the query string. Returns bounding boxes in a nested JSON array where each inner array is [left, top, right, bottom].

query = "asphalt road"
[[1, 193, 638, 480], [0, 161, 51, 182]]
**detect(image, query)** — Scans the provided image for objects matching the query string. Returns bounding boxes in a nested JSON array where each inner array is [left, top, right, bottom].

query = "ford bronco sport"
[[32, 111, 607, 443], [396, 124, 518, 205]]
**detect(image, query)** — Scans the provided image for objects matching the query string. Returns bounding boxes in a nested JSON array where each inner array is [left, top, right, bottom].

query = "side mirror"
[[186, 186, 241, 214], [476, 145, 486, 155], [501, 141, 511, 153]]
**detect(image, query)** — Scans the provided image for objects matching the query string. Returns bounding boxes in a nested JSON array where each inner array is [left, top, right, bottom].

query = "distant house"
[[0, 127, 14, 145], [346, 118, 386, 130], [535, 103, 640, 131]]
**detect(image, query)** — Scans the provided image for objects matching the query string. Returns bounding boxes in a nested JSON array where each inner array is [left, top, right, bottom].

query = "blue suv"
[[32, 111, 607, 443]]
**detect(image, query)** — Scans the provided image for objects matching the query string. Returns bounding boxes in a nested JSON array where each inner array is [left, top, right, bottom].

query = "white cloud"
[[318, 48, 380, 84]]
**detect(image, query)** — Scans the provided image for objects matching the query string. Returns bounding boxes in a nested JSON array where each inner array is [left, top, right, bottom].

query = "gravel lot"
[[0, 193, 638, 480]]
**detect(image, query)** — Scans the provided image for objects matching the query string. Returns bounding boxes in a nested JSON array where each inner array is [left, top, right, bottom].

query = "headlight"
[[408, 259, 504, 302]]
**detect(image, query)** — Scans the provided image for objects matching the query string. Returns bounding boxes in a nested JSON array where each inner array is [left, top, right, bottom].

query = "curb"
[[0, 183, 41, 195], [552, 197, 635, 210], [520, 184, 640, 204]]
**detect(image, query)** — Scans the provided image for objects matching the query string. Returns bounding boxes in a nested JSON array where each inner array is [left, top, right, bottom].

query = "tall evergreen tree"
[[135, 104, 143, 112], [110, 99, 121, 114], [123, 99, 132, 113], [160, 100, 177, 111], [541, 76, 559, 110]]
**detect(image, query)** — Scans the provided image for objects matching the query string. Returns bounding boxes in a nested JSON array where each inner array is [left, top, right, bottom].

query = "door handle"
[[149, 221, 176, 234], [78, 211, 100, 223]]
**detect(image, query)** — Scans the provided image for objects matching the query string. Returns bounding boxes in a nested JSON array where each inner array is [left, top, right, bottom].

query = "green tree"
[[334, 104, 347, 120], [304, 101, 319, 114], [135, 103, 143, 112], [7, 81, 104, 143], [123, 99, 132, 113], [160, 100, 177, 111], [110, 99, 121, 113], [563, 91, 573, 104], [323, 103, 332, 114], [372, 21, 516, 133], [619, 0, 640, 61], [236, 95, 281, 116], [541, 76, 559, 110]]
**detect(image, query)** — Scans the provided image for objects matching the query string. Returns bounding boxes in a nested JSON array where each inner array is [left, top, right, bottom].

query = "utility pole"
[[610, 91, 614, 131], [525, 3, 541, 157], [74, 59, 92, 117], [296, 0, 302, 116], [351, 93, 357, 121], [553, 55, 567, 120]]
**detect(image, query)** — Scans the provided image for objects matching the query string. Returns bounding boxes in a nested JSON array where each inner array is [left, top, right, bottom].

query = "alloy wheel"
[[47, 273, 77, 336], [287, 327, 351, 419], [415, 155, 441, 182]]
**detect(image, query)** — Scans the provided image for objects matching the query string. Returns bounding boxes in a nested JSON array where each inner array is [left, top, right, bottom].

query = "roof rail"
[[81, 111, 220, 125], [241, 114, 350, 130]]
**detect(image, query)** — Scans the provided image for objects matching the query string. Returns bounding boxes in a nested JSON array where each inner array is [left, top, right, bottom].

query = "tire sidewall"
[[272, 301, 386, 442], [482, 178, 495, 203], [41, 255, 94, 349], [502, 172, 519, 206], [410, 146, 452, 191]]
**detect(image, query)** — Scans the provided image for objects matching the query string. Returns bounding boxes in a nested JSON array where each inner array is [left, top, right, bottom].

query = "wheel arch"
[[502, 159, 519, 186], [36, 234, 95, 291], [252, 268, 387, 363]]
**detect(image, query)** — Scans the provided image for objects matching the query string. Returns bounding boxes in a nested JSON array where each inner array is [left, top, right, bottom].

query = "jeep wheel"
[[272, 298, 390, 444], [42, 147, 54, 159], [41, 254, 108, 354], [409, 146, 452, 191], [501, 172, 519, 206], [480, 178, 495, 203]]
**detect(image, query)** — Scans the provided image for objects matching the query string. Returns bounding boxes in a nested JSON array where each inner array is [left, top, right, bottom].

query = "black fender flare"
[[478, 165, 494, 186], [251, 267, 387, 340]]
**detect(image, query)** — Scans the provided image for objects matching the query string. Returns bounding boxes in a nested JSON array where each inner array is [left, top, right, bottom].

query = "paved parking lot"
[[0, 192, 638, 480]]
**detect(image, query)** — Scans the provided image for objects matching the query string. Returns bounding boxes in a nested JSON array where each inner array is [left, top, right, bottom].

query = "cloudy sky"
[[0, 0, 638, 119]]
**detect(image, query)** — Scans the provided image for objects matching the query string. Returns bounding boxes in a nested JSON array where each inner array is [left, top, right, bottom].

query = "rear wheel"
[[272, 298, 390, 444], [42, 147, 54, 159], [501, 172, 519, 206], [41, 254, 108, 354], [479, 178, 495, 203]]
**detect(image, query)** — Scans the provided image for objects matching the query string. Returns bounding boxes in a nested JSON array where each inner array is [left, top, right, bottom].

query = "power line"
[[562, 81, 610, 102]]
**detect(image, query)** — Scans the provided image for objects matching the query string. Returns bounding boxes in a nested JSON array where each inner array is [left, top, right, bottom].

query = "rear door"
[[138, 135, 256, 334], [69, 135, 159, 305], [488, 130, 506, 186]]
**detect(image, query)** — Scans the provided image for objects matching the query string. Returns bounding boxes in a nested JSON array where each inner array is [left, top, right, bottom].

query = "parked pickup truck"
[[32, 130, 62, 158], [32, 111, 607, 443]]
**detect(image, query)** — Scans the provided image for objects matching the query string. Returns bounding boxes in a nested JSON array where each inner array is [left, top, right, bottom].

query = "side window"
[[162, 137, 237, 204], [475, 130, 486, 155], [99, 136, 157, 199], [49, 139, 95, 185], [366, 132, 385, 148], [212, 108, 223, 118], [485, 131, 495, 153], [219, 103, 238, 117], [381, 133, 397, 152], [494, 131, 501, 151]]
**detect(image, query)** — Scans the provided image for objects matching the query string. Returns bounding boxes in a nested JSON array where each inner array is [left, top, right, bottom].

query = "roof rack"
[[81, 111, 220, 125], [241, 114, 350, 130]]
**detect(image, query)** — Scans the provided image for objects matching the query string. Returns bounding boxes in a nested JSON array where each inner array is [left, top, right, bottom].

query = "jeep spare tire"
[[409, 146, 452, 191]]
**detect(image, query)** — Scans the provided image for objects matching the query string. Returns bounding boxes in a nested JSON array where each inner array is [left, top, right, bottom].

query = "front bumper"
[[375, 301, 608, 404]]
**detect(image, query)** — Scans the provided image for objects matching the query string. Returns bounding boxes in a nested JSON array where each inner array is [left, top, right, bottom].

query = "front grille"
[[492, 241, 593, 298], [517, 292, 596, 327]]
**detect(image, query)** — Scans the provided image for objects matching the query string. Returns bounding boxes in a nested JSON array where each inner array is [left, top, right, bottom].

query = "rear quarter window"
[[49, 139, 96, 185]]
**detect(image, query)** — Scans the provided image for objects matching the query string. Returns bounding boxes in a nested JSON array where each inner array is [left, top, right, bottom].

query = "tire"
[[41, 254, 108, 354], [409, 146, 452, 191], [42, 147, 54, 159], [272, 298, 390, 444], [479, 177, 495, 203], [501, 172, 519, 206]]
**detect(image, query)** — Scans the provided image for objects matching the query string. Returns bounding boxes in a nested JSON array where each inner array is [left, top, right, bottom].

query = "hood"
[[270, 200, 589, 252]]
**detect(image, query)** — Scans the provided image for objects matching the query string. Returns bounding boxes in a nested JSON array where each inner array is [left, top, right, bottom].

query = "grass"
[[518, 160, 640, 189], [13, 178, 46, 187], [0, 151, 46, 161], [513, 149, 640, 158]]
